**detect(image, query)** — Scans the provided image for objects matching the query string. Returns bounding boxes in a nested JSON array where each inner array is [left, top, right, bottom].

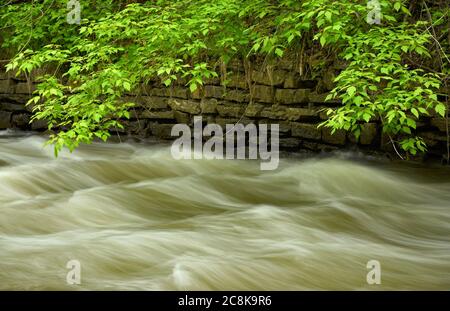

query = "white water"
[[0, 131, 449, 290]]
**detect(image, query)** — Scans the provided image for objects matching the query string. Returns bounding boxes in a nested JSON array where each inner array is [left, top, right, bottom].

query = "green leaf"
[[123, 81, 131, 92], [347, 86, 356, 97], [435, 103, 446, 117], [353, 96, 363, 105], [418, 107, 428, 114], [275, 48, 284, 57], [164, 79, 172, 86], [189, 83, 198, 93]]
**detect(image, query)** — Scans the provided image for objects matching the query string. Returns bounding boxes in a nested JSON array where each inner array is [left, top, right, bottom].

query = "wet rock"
[[319, 107, 332, 120], [284, 73, 316, 89], [291, 122, 321, 140], [139, 110, 175, 119], [260, 105, 287, 120], [0, 71, 9, 79], [321, 68, 336, 91], [260, 105, 318, 121], [174, 111, 191, 124], [148, 123, 175, 140], [308, 92, 340, 105], [259, 120, 291, 134], [252, 85, 274, 103], [189, 88, 203, 100], [279, 137, 301, 149], [252, 69, 286, 87], [214, 117, 239, 127], [0, 80, 13, 94], [225, 73, 247, 89], [204, 85, 225, 99], [244, 102, 265, 118], [283, 73, 299, 89], [139, 96, 169, 109], [151, 87, 188, 99], [15, 82, 35, 94], [169, 87, 189, 99], [360, 123, 378, 145], [322, 127, 346, 145], [0, 102, 27, 111], [275, 89, 310, 104], [168, 99, 201, 114], [226, 59, 245, 72], [125, 120, 148, 135], [216, 102, 245, 118], [0, 94, 30, 105], [203, 76, 221, 86], [200, 98, 219, 114], [0, 111, 12, 129], [276, 58, 294, 71], [420, 132, 440, 148], [11, 113, 31, 128], [214, 117, 255, 128], [31, 119, 48, 130], [431, 117, 448, 132], [420, 131, 448, 143], [223, 90, 250, 103], [284, 107, 318, 121], [317, 143, 340, 152]]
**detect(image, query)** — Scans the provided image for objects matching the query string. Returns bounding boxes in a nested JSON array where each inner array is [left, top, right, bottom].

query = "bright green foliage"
[[324, 23, 444, 155], [0, 0, 448, 157]]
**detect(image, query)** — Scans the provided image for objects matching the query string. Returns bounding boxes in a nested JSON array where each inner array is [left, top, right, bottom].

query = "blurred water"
[[0, 131, 449, 290]]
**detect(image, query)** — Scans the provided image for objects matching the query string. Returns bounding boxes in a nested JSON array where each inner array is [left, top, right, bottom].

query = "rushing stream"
[[0, 130, 449, 290]]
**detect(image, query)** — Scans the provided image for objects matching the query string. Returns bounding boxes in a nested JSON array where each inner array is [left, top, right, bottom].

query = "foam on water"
[[0, 132, 449, 290]]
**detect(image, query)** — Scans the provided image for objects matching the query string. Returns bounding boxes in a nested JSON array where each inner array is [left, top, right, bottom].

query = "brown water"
[[0, 130, 449, 290]]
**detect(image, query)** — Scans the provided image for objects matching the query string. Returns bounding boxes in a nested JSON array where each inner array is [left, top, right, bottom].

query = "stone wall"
[[0, 61, 449, 161], [0, 70, 47, 131]]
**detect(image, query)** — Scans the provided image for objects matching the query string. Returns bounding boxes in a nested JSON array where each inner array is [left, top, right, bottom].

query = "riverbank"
[[1, 61, 449, 165]]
